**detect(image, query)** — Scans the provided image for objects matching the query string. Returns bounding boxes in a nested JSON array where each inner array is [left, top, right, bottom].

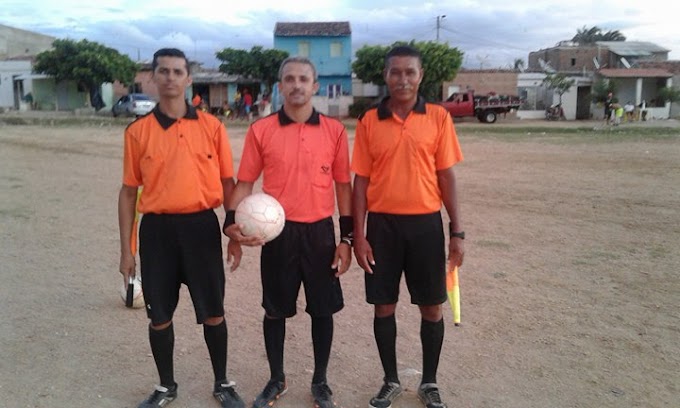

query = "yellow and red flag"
[[129, 188, 142, 256], [446, 266, 461, 326]]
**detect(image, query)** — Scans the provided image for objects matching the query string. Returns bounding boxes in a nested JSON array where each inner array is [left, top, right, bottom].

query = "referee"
[[118, 48, 245, 408], [224, 56, 352, 408]]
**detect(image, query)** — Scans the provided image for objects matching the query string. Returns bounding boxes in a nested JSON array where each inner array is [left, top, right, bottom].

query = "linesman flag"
[[446, 266, 461, 326]]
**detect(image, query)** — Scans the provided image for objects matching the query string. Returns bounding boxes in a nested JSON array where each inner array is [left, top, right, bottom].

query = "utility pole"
[[436, 15, 446, 42]]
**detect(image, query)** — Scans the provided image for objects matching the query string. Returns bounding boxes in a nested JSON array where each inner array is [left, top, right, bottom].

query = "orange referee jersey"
[[122, 105, 234, 214], [351, 96, 463, 214], [237, 109, 351, 223]]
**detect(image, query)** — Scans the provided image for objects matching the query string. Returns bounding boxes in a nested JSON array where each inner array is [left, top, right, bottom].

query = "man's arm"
[[437, 166, 464, 268], [118, 184, 138, 281], [352, 174, 374, 273], [332, 182, 352, 276]]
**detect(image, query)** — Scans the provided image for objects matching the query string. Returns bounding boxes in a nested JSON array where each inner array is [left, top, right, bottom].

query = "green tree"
[[542, 73, 575, 105], [572, 26, 626, 44], [513, 58, 525, 72], [215, 46, 289, 94], [657, 86, 680, 116], [352, 40, 463, 101], [33, 39, 138, 109], [591, 79, 618, 103]]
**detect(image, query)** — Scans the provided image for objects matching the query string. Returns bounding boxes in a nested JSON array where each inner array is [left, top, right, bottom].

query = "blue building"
[[273, 21, 353, 116]]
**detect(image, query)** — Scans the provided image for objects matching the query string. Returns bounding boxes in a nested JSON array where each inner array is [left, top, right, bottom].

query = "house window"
[[330, 42, 342, 57], [328, 84, 342, 99], [571, 58, 576, 66], [298, 41, 310, 57]]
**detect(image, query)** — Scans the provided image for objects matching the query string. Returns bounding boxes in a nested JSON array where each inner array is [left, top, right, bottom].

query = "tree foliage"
[[215, 46, 289, 93], [34, 39, 138, 88], [542, 73, 575, 104], [572, 26, 626, 44], [352, 40, 464, 101], [591, 79, 618, 103]]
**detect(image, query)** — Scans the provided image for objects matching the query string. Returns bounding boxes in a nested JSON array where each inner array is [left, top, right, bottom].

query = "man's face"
[[278, 62, 319, 108], [384, 56, 423, 104], [152, 56, 192, 99]]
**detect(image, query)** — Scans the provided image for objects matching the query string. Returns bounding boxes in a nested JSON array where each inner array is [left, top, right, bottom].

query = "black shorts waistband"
[[143, 209, 215, 219]]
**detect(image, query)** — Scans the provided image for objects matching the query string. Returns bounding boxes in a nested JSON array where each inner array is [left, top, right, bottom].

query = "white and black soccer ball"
[[120, 276, 145, 309], [235, 193, 286, 242]]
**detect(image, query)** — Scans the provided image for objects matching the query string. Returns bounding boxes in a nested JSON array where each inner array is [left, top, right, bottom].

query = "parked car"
[[112, 93, 156, 117], [440, 90, 521, 123]]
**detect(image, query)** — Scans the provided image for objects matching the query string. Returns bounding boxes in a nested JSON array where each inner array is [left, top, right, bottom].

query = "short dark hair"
[[152, 48, 190, 75], [384, 45, 422, 68], [278, 56, 318, 82]]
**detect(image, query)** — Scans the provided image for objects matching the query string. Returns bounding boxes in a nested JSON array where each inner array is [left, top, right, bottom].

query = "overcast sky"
[[2, 0, 679, 70]]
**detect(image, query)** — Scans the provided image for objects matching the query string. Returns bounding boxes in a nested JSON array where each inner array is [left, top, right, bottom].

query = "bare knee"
[[418, 304, 443, 322], [203, 316, 224, 326], [375, 304, 397, 318], [150, 320, 172, 331]]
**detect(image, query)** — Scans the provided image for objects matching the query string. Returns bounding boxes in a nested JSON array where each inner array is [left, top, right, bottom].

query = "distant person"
[[351, 45, 464, 408], [118, 48, 245, 408], [604, 92, 614, 125], [243, 89, 253, 121], [192, 93, 202, 107], [624, 101, 635, 122], [613, 103, 623, 126], [259, 93, 272, 117]]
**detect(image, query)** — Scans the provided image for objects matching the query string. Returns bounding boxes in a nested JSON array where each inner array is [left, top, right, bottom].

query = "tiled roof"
[[598, 68, 672, 78], [274, 22, 351, 36]]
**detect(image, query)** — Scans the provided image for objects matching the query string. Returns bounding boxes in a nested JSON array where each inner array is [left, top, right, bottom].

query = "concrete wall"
[[0, 60, 32, 109], [443, 70, 518, 99], [0, 24, 55, 60]]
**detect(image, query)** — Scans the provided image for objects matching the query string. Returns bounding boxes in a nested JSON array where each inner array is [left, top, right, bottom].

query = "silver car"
[[112, 93, 156, 117]]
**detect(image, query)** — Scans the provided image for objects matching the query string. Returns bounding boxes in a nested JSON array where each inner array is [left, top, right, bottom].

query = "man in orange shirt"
[[224, 56, 352, 408], [118, 48, 245, 408], [352, 45, 465, 408]]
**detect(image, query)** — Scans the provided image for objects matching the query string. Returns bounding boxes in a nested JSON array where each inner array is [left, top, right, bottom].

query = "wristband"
[[339, 215, 353, 238], [449, 222, 465, 239], [223, 210, 236, 232], [339, 215, 354, 246]]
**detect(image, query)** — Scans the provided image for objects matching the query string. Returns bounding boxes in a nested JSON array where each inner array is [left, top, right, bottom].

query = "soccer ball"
[[120, 276, 145, 309], [235, 192, 286, 242]]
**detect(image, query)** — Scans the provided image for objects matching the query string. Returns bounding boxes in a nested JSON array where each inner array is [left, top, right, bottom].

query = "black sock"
[[203, 319, 228, 383], [149, 323, 175, 387], [311, 316, 333, 384], [263, 316, 286, 382], [374, 314, 399, 384], [420, 318, 444, 384]]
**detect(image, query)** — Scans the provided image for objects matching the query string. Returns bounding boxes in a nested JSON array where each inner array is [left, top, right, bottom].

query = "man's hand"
[[331, 242, 352, 277], [353, 235, 375, 274], [448, 237, 464, 270], [119, 252, 136, 282], [224, 223, 265, 247], [226, 239, 243, 272]]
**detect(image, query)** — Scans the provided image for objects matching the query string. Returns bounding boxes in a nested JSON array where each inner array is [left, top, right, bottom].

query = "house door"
[[576, 86, 591, 120]]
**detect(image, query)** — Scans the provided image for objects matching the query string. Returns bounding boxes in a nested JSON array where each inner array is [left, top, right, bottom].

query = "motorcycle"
[[545, 104, 564, 121]]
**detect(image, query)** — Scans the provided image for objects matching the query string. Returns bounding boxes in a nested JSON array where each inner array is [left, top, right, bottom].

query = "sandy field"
[[1, 118, 678, 408]]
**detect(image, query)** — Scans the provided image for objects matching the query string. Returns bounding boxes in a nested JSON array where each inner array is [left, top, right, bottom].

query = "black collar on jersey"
[[278, 108, 321, 126], [153, 103, 199, 130], [377, 95, 427, 120]]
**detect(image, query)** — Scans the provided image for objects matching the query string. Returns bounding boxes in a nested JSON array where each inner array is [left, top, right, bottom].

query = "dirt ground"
[[1, 119, 678, 408]]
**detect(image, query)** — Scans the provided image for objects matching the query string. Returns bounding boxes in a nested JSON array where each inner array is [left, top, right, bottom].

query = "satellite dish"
[[620, 57, 631, 69], [593, 57, 600, 69]]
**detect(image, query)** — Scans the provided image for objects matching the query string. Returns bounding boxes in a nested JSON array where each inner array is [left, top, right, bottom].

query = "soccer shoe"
[[311, 382, 336, 408], [417, 383, 448, 408], [214, 380, 245, 408], [138, 383, 177, 408], [252, 379, 287, 408], [368, 381, 402, 408]]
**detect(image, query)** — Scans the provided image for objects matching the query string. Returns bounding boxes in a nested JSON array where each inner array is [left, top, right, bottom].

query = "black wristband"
[[449, 222, 465, 239], [223, 210, 236, 232], [339, 215, 353, 239]]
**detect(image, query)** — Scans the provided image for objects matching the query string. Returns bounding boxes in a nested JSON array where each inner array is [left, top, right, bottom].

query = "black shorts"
[[364, 212, 446, 306], [139, 210, 225, 325], [261, 217, 344, 318]]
